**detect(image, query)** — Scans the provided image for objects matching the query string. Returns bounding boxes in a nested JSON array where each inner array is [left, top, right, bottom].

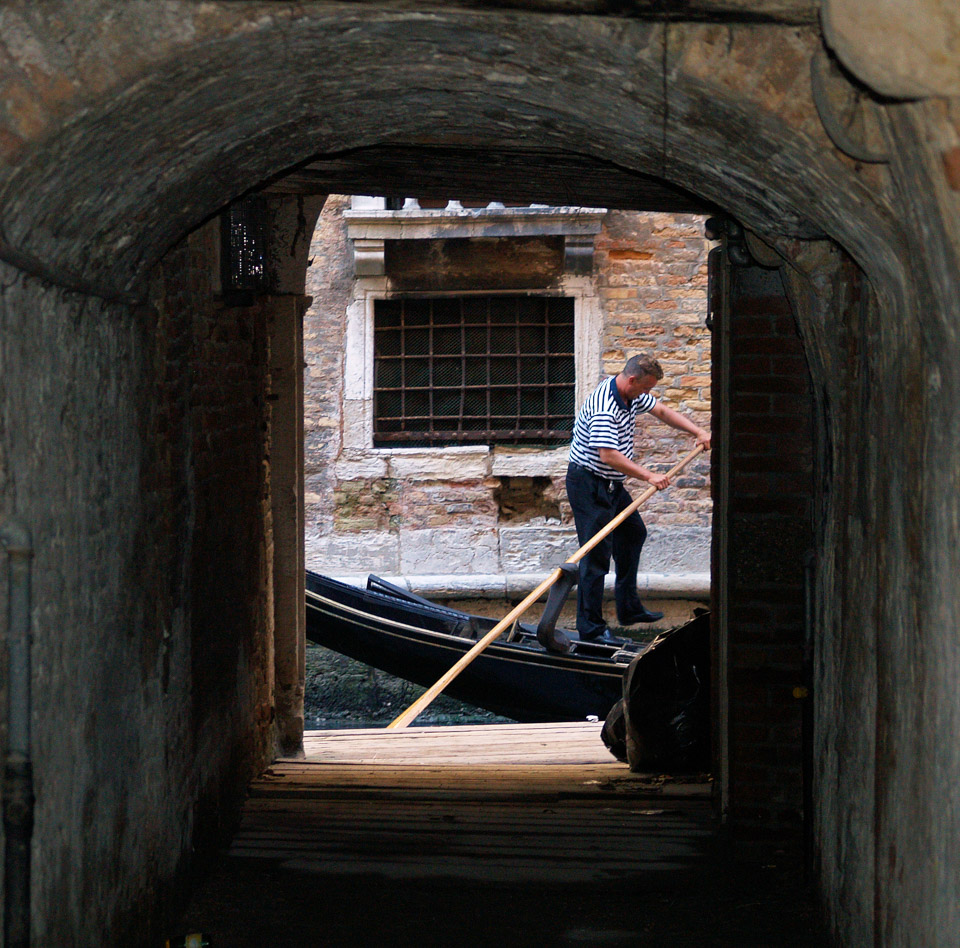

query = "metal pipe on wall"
[[1, 519, 33, 948]]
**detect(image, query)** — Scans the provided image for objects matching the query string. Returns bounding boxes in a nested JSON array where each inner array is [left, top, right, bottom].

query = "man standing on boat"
[[566, 354, 711, 645]]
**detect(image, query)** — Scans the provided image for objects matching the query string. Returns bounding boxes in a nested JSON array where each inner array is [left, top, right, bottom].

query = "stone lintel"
[[345, 206, 606, 242]]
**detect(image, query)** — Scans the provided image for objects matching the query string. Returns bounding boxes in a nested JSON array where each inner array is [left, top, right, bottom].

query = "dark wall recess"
[[715, 255, 815, 842]]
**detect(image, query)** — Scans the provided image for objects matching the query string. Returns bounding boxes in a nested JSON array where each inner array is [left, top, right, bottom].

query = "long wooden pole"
[[387, 444, 706, 729]]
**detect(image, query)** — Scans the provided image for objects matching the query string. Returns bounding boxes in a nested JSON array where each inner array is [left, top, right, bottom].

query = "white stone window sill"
[[334, 445, 570, 481], [373, 445, 490, 457]]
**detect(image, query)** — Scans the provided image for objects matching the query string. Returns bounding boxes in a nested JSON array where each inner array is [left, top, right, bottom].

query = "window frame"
[[340, 279, 601, 480], [371, 294, 577, 448]]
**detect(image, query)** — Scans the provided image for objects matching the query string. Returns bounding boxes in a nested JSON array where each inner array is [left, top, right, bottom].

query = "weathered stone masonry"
[[304, 198, 712, 596], [0, 225, 278, 942], [0, 187, 318, 943], [0, 5, 959, 947]]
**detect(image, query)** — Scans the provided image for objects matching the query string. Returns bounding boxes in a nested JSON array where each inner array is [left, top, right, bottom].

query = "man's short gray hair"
[[623, 354, 663, 380]]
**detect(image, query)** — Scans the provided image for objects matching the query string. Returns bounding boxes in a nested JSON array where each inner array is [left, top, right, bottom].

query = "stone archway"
[[1, 6, 959, 946], [1, 11, 902, 290]]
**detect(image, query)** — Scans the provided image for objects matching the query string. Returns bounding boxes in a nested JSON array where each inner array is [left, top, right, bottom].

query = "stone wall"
[[304, 194, 353, 539], [0, 220, 278, 945], [595, 211, 712, 530], [0, 6, 959, 946], [304, 199, 711, 597]]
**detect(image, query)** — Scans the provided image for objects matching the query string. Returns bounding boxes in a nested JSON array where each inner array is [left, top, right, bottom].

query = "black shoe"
[[580, 629, 625, 646], [619, 607, 664, 624]]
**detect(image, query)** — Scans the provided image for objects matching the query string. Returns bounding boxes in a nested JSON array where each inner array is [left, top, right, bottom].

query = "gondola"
[[305, 570, 644, 723]]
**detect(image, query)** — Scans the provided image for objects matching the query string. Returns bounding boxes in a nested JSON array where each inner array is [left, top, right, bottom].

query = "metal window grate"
[[373, 295, 575, 447], [220, 196, 266, 300]]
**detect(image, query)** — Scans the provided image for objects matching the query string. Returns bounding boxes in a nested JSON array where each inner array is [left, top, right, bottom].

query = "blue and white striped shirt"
[[568, 377, 656, 480]]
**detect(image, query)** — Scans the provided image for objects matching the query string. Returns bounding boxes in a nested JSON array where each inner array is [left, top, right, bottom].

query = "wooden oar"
[[387, 443, 706, 729]]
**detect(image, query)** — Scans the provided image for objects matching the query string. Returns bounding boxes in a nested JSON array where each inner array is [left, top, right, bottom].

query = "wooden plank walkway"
[[298, 720, 620, 766], [229, 722, 714, 884], [176, 723, 826, 946]]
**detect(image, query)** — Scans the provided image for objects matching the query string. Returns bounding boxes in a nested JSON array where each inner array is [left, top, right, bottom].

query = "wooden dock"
[[229, 722, 713, 884], [297, 720, 622, 766], [176, 723, 823, 946]]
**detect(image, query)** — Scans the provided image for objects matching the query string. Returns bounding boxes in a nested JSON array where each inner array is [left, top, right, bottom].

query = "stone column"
[[267, 295, 306, 752], [264, 195, 324, 753]]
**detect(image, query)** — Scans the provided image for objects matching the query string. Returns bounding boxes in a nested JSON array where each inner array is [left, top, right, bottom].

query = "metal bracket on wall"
[[705, 216, 752, 268], [810, 47, 890, 165]]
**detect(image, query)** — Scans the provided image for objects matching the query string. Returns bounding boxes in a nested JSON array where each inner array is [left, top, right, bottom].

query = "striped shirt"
[[568, 376, 656, 480]]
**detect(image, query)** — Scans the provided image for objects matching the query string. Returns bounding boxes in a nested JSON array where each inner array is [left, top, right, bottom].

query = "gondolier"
[[566, 354, 711, 645]]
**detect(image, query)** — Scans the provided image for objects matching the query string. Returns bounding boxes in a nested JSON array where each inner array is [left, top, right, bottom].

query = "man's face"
[[623, 373, 659, 400]]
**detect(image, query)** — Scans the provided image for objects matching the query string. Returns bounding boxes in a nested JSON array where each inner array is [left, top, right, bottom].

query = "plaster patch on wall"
[[500, 525, 578, 571], [306, 529, 400, 574], [823, 0, 960, 97], [399, 526, 500, 574]]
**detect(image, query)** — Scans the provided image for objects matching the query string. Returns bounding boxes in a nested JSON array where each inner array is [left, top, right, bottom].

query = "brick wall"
[[151, 222, 275, 744], [596, 211, 712, 529], [719, 261, 814, 839]]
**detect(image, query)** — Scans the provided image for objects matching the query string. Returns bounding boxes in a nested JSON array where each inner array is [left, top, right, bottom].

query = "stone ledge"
[[490, 446, 570, 477], [386, 448, 491, 481], [321, 571, 711, 601]]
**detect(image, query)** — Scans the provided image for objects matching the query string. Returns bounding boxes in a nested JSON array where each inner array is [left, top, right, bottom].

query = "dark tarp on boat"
[[602, 610, 711, 771]]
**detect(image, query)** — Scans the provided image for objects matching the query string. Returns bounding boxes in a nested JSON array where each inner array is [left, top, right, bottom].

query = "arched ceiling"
[[0, 5, 906, 298], [266, 145, 715, 215]]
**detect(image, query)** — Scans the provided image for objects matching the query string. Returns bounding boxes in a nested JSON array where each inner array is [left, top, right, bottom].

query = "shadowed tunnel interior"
[[1, 5, 959, 946]]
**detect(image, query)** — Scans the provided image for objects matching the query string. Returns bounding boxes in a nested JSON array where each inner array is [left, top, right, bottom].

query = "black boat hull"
[[305, 571, 631, 723]]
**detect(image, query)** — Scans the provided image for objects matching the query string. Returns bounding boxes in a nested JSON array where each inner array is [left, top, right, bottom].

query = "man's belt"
[[569, 461, 624, 492]]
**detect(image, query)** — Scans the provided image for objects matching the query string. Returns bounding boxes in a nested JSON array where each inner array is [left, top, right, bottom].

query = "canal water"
[[304, 609, 667, 729], [304, 643, 515, 728]]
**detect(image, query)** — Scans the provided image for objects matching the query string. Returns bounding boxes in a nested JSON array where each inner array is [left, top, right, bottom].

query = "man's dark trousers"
[[565, 463, 647, 639]]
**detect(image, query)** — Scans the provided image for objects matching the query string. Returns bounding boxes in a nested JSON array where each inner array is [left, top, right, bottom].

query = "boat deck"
[[175, 723, 824, 947]]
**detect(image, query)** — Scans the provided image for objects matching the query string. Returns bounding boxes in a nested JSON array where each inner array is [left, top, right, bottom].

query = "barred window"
[[373, 295, 575, 447]]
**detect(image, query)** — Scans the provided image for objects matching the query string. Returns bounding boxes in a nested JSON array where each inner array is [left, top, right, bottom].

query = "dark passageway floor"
[[173, 724, 827, 947]]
